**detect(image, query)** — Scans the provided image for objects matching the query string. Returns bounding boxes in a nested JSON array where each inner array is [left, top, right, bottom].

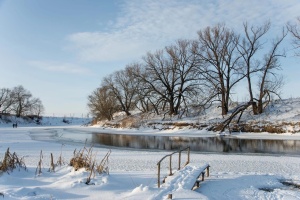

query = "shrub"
[[69, 145, 111, 185], [62, 118, 70, 124]]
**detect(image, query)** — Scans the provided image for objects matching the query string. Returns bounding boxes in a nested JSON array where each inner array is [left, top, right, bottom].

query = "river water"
[[29, 128, 300, 155]]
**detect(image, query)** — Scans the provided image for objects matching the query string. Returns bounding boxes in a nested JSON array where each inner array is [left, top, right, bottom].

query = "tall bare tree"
[[103, 64, 139, 116], [237, 21, 286, 114], [256, 30, 287, 113], [130, 63, 160, 114], [165, 40, 202, 115], [138, 40, 201, 116], [197, 24, 243, 115], [237, 21, 271, 115]]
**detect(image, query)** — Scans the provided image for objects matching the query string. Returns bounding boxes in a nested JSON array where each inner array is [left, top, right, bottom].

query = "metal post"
[[207, 166, 210, 177], [187, 147, 190, 164], [158, 163, 161, 188], [169, 155, 172, 175], [178, 150, 181, 170]]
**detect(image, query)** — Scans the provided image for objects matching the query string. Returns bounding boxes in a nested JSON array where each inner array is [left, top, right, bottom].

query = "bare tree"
[[287, 17, 300, 56], [165, 40, 202, 115], [133, 63, 166, 115], [30, 98, 45, 117], [11, 86, 33, 117], [256, 29, 287, 113], [0, 88, 14, 114], [196, 24, 243, 115], [103, 65, 139, 116], [138, 40, 202, 116], [135, 84, 155, 113], [0, 86, 44, 117], [237, 21, 286, 114], [237, 21, 271, 115], [87, 86, 118, 121], [131, 64, 160, 114], [212, 24, 287, 132]]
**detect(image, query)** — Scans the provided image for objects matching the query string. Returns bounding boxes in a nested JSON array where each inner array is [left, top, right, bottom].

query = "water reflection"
[[29, 129, 300, 154], [91, 133, 300, 154]]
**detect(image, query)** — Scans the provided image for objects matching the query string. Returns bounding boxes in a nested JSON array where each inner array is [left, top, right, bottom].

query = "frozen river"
[[29, 128, 300, 155]]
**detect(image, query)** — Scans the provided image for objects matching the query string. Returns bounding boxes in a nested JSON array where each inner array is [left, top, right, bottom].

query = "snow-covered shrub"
[[69, 145, 111, 184]]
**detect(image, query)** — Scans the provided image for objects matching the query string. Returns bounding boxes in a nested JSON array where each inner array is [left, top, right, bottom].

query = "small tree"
[[0, 88, 15, 114], [87, 86, 118, 121], [30, 98, 45, 117], [10, 86, 33, 117], [8, 86, 45, 117]]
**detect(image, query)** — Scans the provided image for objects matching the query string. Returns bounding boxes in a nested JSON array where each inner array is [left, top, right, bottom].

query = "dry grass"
[[70, 147, 93, 171], [69, 144, 111, 185], [56, 144, 66, 167], [120, 116, 139, 128], [103, 122, 121, 128], [213, 121, 287, 133], [35, 150, 43, 176], [0, 148, 26, 173], [103, 115, 143, 129]]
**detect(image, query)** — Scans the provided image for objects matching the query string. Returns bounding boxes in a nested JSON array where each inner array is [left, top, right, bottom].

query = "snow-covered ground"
[[1, 125, 300, 200], [0, 116, 90, 127]]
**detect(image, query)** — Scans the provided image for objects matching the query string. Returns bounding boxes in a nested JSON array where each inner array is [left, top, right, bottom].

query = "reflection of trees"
[[91, 133, 300, 154]]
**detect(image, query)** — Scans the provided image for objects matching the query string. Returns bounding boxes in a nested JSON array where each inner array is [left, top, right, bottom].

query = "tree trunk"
[[169, 101, 175, 115], [221, 92, 227, 115], [247, 74, 258, 115], [251, 102, 258, 115], [257, 99, 263, 114], [124, 110, 131, 116]]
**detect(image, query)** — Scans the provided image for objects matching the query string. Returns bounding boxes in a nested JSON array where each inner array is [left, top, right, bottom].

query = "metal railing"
[[157, 147, 190, 188]]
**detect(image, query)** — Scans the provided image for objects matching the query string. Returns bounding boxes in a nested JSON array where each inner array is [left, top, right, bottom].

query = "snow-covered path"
[[1, 127, 300, 199]]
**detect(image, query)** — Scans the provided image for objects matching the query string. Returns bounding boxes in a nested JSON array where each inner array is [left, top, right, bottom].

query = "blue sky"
[[0, 0, 300, 117]]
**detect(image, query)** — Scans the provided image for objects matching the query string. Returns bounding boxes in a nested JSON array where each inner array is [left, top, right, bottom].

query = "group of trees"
[[88, 20, 300, 121], [0, 85, 44, 118]]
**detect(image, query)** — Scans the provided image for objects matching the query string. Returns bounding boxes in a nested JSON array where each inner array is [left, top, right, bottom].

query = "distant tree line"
[[88, 20, 300, 121], [0, 85, 44, 118]]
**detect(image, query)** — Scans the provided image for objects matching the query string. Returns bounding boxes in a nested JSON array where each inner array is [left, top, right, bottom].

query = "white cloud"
[[67, 0, 300, 62], [29, 61, 90, 75]]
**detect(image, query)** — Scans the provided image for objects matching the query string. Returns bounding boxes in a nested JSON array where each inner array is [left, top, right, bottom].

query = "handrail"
[[157, 146, 190, 188]]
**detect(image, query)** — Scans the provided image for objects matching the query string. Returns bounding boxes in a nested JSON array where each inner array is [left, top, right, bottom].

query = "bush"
[[62, 118, 70, 124], [69, 145, 111, 185]]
